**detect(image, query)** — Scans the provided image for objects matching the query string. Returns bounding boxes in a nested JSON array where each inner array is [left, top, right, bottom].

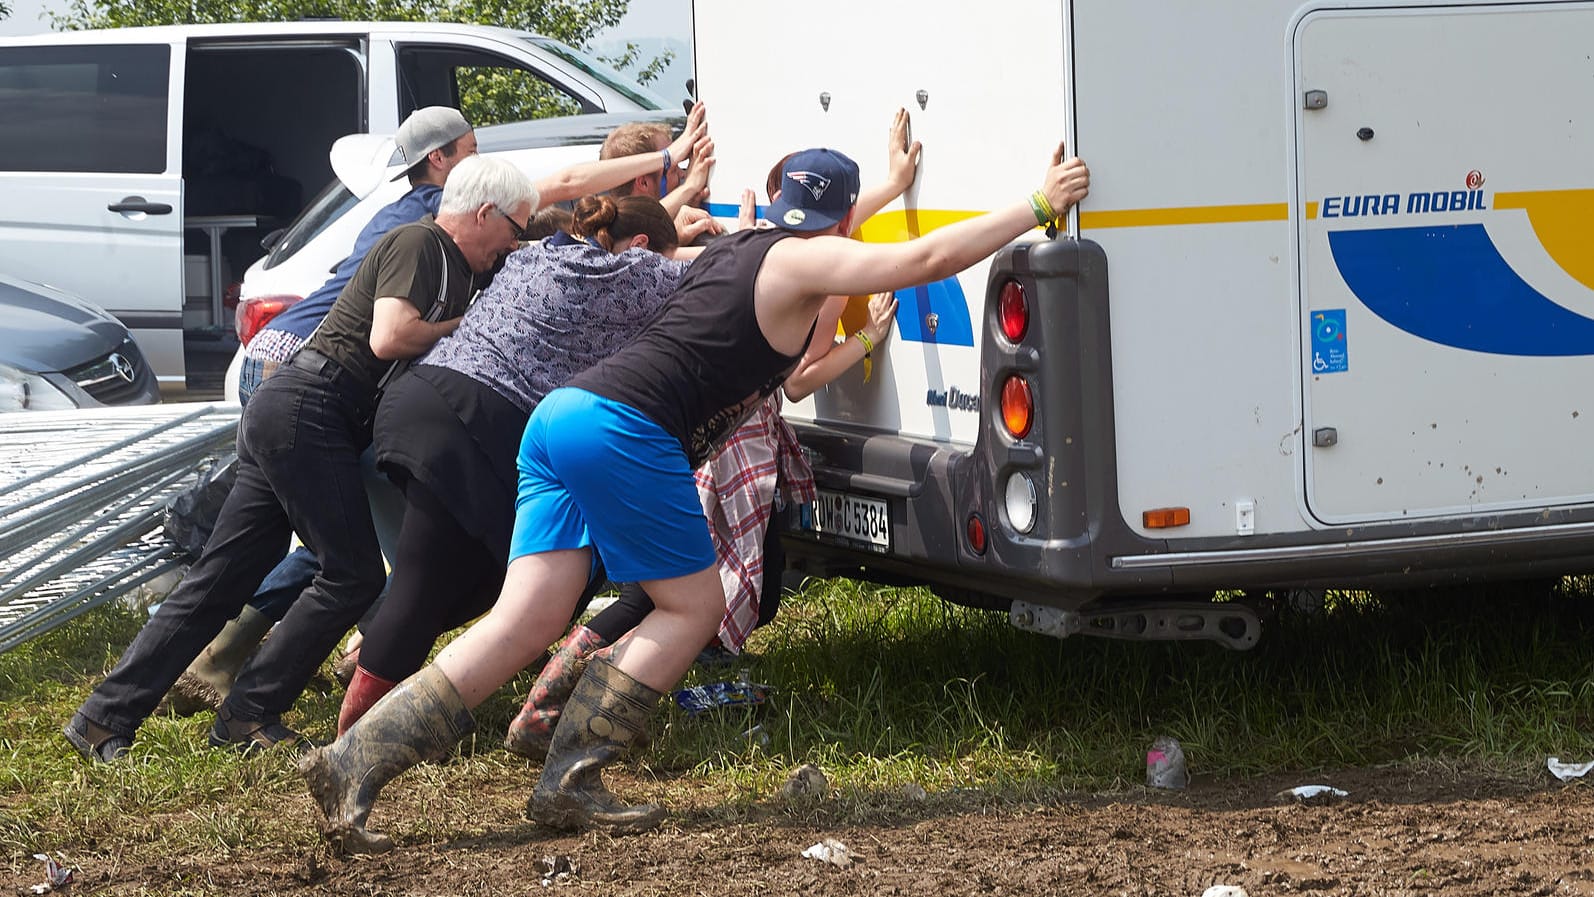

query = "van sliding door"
[[0, 42, 185, 386]]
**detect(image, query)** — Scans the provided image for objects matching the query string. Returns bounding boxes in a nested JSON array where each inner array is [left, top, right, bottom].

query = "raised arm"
[[661, 134, 716, 218], [535, 103, 709, 205], [783, 291, 897, 401], [850, 108, 922, 225]]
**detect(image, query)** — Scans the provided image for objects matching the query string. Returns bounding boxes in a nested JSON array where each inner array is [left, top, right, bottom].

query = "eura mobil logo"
[[1317, 171, 1594, 356]]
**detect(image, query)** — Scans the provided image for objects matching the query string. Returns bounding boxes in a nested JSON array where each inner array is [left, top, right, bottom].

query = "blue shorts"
[[510, 387, 715, 583]]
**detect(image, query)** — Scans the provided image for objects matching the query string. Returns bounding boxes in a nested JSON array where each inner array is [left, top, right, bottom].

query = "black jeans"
[[77, 361, 385, 735]]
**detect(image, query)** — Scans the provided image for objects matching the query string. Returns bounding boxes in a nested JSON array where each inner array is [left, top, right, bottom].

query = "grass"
[[3, 575, 1594, 875]]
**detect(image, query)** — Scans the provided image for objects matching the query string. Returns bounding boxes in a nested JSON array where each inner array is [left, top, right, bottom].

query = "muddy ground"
[[12, 763, 1593, 896]]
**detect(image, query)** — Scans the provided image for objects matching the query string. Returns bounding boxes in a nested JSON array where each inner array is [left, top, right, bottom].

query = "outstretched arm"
[[765, 144, 1088, 303], [535, 103, 709, 205]]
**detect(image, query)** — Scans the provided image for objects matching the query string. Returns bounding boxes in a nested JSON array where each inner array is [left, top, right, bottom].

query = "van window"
[[397, 44, 588, 128], [0, 44, 169, 174], [263, 177, 359, 270]]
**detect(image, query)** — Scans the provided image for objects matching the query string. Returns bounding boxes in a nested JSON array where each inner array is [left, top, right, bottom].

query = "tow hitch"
[[1009, 598, 1261, 650]]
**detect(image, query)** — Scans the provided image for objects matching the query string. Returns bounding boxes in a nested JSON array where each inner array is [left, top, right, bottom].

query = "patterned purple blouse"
[[419, 238, 688, 414]]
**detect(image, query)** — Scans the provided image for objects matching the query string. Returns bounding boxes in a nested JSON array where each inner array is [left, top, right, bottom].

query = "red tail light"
[[998, 279, 1028, 342], [235, 295, 304, 346], [1000, 374, 1033, 439], [967, 512, 987, 554]]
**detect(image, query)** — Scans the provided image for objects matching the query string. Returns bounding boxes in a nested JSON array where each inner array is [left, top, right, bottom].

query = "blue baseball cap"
[[765, 148, 861, 232]]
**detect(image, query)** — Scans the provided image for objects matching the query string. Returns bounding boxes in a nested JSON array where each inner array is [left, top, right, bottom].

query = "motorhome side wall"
[[1080, 0, 1594, 543]]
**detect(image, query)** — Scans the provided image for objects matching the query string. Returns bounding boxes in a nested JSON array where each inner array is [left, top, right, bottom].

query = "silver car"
[[0, 274, 161, 411]]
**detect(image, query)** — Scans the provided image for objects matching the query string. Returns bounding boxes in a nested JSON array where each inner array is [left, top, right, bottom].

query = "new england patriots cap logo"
[[784, 170, 832, 202]]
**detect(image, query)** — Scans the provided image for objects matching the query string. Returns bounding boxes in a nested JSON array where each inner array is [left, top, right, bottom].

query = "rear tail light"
[[998, 279, 1028, 342], [966, 512, 987, 554], [1000, 375, 1033, 439], [236, 294, 304, 346]]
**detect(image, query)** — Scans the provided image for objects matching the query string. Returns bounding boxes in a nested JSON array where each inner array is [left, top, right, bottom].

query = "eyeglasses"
[[493, 205, 531, 241]]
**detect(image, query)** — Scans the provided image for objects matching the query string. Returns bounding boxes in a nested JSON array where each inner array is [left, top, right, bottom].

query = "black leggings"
[[357, 476, 503, 682], [585, 505, 789, 644], [359, 474, 609, 682]]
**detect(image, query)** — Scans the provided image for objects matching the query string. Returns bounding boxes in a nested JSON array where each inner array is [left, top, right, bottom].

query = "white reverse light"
[[1004, 472, 1037, 534]]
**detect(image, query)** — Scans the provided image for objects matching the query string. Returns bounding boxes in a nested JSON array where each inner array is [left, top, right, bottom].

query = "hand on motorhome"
[[736, 188, 758, 231], [662, 133, 716, 218], [861, 290, 898, 345], [673, 205, 720, 246], [666, 101, 709, 168], [852, 108, 923, 222], [1042, 142, 1090, 220], [679, 134, 715, 203], [884, 107, 922, 191], [783, 291, 897, 401]]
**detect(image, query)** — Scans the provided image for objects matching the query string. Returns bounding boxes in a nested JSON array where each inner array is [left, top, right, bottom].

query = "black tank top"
[[569, 227, 813, 468]]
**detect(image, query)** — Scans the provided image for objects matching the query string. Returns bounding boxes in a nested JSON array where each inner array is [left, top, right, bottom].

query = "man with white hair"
[[63, 155, 536, 762]]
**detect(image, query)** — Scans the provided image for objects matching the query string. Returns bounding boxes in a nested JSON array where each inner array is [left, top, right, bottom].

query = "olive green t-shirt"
[[303, 217, 475, 390]]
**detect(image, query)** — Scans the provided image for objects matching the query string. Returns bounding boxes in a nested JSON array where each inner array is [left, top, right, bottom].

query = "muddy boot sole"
[[168, 671, 224, 717], [527, 786, 666, 834], [298, 748, 395, 854]]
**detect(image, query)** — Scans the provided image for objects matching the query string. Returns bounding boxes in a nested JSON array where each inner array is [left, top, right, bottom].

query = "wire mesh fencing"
[[0, 403, 239, 653]]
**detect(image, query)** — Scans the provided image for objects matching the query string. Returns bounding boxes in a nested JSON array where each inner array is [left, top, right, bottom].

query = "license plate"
[[802, 489, 890, 551]]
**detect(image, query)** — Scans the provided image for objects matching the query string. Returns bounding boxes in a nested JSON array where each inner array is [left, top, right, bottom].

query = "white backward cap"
[[389, 106, 472, 180]]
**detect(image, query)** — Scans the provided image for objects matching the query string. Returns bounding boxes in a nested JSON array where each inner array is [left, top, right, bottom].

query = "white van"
[[0, 21, 665, 392], [694, 0, 1594, 647]]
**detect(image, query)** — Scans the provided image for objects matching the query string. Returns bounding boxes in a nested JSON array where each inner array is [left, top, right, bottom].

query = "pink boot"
[[503, 626, 608, 759]]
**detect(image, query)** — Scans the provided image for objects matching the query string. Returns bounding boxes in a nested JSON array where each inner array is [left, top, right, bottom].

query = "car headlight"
[[0, 363, 77, 412]]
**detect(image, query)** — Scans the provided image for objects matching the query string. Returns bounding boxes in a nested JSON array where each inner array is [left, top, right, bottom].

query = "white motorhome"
[[694, 0, 1594, 647], [0, 22, 665, 391]]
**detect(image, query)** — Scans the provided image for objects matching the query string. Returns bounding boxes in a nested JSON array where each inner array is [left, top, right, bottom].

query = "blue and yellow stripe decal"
[[709, 189, 1594, 356]]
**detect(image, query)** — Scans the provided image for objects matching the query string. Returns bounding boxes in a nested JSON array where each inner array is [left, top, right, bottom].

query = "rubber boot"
[[503, 625, 609, 759], [169, 605, 274, 716], [299, 664, 475, 854], [337, 665, 398, 736], [527, 657, 666, 833]]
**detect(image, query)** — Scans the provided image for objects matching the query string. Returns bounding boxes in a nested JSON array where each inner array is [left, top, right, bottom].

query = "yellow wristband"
[[1032, 189, 1056, 221], [854, 331, 875, 357], [854, 331, 875, 383]]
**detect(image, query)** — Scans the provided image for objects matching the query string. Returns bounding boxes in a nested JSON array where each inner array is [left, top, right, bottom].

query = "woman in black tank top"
[[303, 119, 1091, 852]]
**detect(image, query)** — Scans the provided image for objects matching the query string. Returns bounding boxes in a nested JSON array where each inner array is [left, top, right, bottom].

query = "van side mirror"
[[260, 228, 287, 253]]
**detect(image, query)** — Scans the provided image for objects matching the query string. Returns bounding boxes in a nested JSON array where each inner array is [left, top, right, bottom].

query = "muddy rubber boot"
[[299, 664, 475, 854], [337, 665, 398, 736], [527, 657, 666, 833], [503, 625, 609, 759], [169, 605, 274, 716]]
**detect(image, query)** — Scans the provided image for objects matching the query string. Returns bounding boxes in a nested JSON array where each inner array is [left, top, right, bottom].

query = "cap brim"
[[765, 199, 844, 232]]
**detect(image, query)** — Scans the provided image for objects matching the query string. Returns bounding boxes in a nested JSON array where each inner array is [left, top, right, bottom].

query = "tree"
[[51, 1, 629, 45], [50, 1, 653, 124], [0, 2, 11, 20]]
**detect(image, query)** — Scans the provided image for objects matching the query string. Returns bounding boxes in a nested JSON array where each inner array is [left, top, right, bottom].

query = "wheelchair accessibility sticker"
[[1312, 309, 1348, 374]]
